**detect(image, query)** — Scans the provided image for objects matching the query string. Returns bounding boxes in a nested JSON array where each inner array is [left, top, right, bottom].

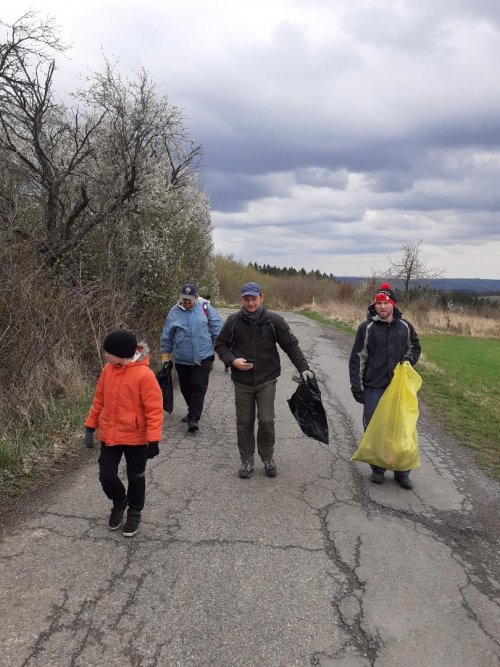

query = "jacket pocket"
[[117, 411, 137, 431], [134, 413, 147, 431]]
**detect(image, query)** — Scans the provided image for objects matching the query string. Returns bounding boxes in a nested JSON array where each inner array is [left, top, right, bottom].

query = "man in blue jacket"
[[161, 283, 222, 432], [349, 283, 421, 489]]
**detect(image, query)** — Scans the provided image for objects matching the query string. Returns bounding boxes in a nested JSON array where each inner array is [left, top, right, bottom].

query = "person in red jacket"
[[84, 330, 164, 537]]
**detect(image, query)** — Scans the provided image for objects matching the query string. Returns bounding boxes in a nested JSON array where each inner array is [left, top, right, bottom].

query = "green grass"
[[0, 394, 92, 496], [418, 335, 500, 478], [298, 309, 357, 334], [300, 311, 500, 479]]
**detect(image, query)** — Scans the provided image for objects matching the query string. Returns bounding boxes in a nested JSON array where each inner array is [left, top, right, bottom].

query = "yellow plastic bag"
[[351, 362, 422, 471]]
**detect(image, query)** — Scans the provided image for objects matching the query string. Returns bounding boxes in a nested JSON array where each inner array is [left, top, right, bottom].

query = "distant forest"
[[248, 262, 336, 283], [336, 276, 500, 296], [250, 262, 499, 293]]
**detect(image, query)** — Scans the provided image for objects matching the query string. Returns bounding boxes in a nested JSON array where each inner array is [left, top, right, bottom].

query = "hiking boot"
[[181, 415, 190, 423], [122, 510, 141, 537], [370, 470, 385, 485], [264, 458, 277, 477], [108, 500, 127, 530], [238, 459, 254, 479], [187, 420, 199, 432], [396, 475, 413, 490]]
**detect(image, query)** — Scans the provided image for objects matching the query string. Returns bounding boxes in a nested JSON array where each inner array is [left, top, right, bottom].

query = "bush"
[[216, 255, 341, 308], [0, 244, 157, 494]]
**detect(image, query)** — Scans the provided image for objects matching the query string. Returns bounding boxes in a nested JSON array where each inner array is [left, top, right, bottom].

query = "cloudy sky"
[[4, 1, 500, 278]]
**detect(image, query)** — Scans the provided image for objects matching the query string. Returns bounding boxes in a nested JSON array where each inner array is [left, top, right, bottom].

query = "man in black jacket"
[[349, 283, 421, 489], [215, 282, 313, 478]]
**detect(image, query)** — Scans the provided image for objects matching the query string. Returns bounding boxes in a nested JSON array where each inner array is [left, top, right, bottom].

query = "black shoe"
[[122, 510, 141, 537], [370, 470, 385, 484], [264, 458, 277, 477], [108, 501, 127, 530], [181, 415, 190, 423], [187, 420, 199, 432], [238, 459, 254, 478], [396, 476, 413, 490]]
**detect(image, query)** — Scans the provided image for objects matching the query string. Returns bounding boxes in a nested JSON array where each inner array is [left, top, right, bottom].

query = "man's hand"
[[401, 356, 412, 365], [232, 358, 253, 371], [84, 427, 95, 448], [147, 442, 160, 459], [161, 352, 171, 363], [301, 370, 314, 382], [352, 390, 364, 404]]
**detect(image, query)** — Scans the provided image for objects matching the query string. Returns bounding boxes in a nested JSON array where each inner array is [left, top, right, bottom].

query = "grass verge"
[[301, 312, 500, 480], [298, 309, 357, 335], [0, 393, 92, 497], [418, 335, 500, 479]]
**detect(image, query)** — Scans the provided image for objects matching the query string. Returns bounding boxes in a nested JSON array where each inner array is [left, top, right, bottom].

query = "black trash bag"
[[156, 361, 174, 414], [287, 376, 329, 444]]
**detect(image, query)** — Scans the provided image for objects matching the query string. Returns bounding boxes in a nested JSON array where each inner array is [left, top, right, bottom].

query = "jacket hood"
[[176, 299, 200, 311], [131, 341, 150, 363]]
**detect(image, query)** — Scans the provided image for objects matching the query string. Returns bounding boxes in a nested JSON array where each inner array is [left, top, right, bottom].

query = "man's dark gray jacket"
[[215, 307, 309, 385], [349, 305, 421, 393]]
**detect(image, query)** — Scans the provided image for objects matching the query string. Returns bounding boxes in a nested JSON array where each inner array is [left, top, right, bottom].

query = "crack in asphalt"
[[458, 583, 500, 650], [23, 543, 141, 663], [21, 590, 71, 667]]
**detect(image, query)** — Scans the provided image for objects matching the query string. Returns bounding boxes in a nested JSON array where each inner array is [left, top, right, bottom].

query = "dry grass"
[[305, 299, 500, 338], [410, 307, 500, 338]]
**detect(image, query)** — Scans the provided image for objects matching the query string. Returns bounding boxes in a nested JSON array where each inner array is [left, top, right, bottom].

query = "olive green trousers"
[[233, 379, 277, 461]]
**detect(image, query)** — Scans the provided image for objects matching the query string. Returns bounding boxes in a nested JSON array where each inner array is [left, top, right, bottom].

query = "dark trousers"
[[363, 386, 410, 478], [175, 356, 214, 422], [98, 444, 148, 511], [234, 379, 277, 461]]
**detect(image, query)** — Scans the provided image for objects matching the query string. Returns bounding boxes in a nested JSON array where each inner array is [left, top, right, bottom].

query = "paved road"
[[1, 312, 499, 666]]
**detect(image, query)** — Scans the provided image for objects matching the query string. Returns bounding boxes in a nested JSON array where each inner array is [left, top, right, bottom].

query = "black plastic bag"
[[156, 361, 174, 414], [287, 376, 329, 444]]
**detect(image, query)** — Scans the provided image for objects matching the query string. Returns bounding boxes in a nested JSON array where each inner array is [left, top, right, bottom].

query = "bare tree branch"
[[384, 240, 445, 293]]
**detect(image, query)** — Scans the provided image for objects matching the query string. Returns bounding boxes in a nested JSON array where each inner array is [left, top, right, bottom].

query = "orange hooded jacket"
[[85, 344, 164, 446]]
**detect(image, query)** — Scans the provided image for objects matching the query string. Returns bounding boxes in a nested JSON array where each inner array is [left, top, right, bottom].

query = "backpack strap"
[[228, 314, 236, 347], [266, 312, 278, 343]]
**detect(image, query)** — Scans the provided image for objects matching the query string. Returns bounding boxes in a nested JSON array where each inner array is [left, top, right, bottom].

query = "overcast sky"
[[4, 1, 500, 278]]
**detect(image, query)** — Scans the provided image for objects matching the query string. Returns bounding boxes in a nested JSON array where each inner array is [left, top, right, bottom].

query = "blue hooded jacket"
[[160, 300, 223, 365]]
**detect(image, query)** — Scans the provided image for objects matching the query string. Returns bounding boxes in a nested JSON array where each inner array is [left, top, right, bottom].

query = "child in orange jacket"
[[84, 330, 164, 537]]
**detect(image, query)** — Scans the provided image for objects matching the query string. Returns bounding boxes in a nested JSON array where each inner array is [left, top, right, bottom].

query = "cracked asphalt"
[[1, 311, 499, 666]]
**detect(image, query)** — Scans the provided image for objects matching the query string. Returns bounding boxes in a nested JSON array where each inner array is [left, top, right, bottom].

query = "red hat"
[[374, 283, 396, 307]]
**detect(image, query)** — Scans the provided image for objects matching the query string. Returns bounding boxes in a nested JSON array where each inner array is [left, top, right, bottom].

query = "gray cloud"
[[11, 0, 500, 277]]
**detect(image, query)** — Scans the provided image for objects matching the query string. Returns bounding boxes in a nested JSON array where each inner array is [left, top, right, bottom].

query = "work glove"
[[301, 370, 315, 382], [160, 352, 171, 363], [147, 441, 160, 459], [352, 390, 364, 404], [84, 427, 95, 448]]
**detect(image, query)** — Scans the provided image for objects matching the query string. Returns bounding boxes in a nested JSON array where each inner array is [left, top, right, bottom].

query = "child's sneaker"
[[122, 510, 141, 537], [108, 500, 127, 530]]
